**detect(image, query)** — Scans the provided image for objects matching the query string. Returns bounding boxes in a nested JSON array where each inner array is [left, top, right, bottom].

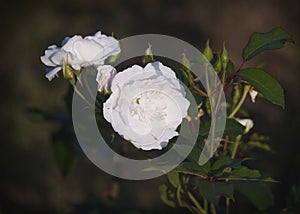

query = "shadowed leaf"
[[243, 27, 293, 61]]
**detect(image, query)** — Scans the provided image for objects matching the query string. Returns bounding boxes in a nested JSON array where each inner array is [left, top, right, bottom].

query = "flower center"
[[128, 90, 167, 134]]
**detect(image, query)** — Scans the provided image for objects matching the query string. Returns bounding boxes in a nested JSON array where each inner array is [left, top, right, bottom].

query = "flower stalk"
[[228, 84, 251, 118]]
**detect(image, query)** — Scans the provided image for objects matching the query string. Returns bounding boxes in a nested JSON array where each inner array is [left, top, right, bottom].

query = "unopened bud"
[[203, 40, 214, 62], [214, 54, 222, 73], [182, 53, 191, 71], [221, 41, 230, 70]]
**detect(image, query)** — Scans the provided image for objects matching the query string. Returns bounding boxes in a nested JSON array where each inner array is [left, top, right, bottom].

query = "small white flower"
[[40, 31, 120, 81], [103, 61, 190, 150], [96, 65, 116, 93], [235, 118, 254, 134], [249, 88, 258, 103]]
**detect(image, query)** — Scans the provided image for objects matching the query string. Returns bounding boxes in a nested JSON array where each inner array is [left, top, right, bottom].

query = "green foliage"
[[194, 180, 234, 203], [237, 68, 285, 108], [158, 185, 177, 208], [159, 154, 277, 212], [243, 27, 293, 61], [158, 27, 293, 213], [167, 171, 180, 188], [199, 118, 245, 138]]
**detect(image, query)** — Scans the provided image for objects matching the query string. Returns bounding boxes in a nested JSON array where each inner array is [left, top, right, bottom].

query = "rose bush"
[[41, 31, 120, 81], [103, 61, 190, 150], [39, 27, 294, 214]]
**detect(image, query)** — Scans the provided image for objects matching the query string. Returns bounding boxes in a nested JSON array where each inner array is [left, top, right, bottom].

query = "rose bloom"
[[40, 31, 120, 81], [103, 62, 190, 150], [96, 65, 116, 93]]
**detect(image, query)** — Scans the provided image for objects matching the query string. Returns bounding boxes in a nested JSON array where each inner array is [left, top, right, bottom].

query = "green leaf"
[[243, 27, 293, 61], [158, 185, 177, 208], [199, 119, 245, 138], [186, 146, 201, 163], [143, 164, 177, 173], [178, 161, 211, 176], [230, 167, 261, 178], [237, 68, 285, 108], [167, 171, 180, 188], [234, 182, 274, 211], [173, 143, 194, 158], [195, 180, 234, 203], [180, 162, 206, 173], [227, 61, 235, 74], [175, 165, 208, 179], [211, 156, 244, 172], [224, 119, 246, 138]]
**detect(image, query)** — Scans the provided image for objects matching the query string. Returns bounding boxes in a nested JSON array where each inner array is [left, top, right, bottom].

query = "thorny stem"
[[176, 185, 183, 206], [226, 134, 242, 213], [221, 67, 226, 85], [225, 80, 249, 213], [82, 75, 101, 107], [224, 60, 246, 94], [231, 135, 242, 159], [175, 170, 208, 180], [72, 84, 94, 108], [209, 69, 225, 159], [189, 75, 208, 97], [204, 63, 218, 158]]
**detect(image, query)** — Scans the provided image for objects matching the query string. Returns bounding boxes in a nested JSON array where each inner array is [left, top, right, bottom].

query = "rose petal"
[[96, 65, 116, 92], [73, 39, 104, 62], [249, 88, 258, 103], [61, 35, 83, 53], [235, 118, 254, 133], [45, 67, 61, 81]]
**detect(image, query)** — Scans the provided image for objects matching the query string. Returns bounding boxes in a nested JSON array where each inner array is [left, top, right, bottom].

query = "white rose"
[[103, 61, 190, 150], [40, 31, 120, 81], [96, 65, 116, 93], [62, 31, 120, 68], [235, 118, 254, 134]]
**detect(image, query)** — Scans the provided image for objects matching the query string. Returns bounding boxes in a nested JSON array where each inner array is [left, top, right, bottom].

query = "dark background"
[[1, 0, 299, 213]]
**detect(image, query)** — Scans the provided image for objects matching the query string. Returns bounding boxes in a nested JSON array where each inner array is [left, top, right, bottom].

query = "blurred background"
[[1, 0, 299, 213]]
